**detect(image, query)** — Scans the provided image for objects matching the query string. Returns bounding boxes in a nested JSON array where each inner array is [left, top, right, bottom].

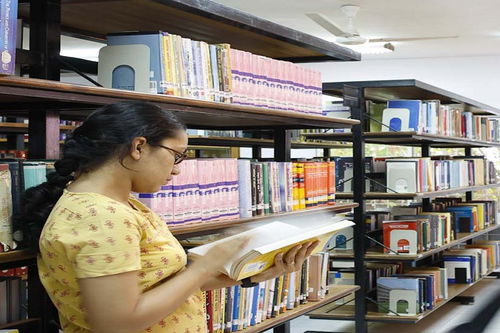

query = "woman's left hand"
[[251, 240, 320, 283]]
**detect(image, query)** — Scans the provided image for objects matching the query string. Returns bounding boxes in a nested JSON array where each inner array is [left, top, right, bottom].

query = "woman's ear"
[[130, 137, 147, 160]]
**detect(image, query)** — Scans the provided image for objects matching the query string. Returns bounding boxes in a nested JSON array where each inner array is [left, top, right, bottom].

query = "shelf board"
[[242, 285, 359, 333], [335, 183, 500, 200], [0, 249, 36, 265], [322, 79, 500, 116], [331, 223, 500, 261], [0, 122, 75, 133], [19, 0, 359, 62], [307, 270, 497, 323], [0, 76, 359, 130], [169, 203, 358, 236], [188, 136, 352, 149], [304, 131, 500, 148], [0, 317, 41, 329]]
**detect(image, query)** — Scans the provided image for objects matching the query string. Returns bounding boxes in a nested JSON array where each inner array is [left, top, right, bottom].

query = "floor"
[[264, 277, 500, 333]]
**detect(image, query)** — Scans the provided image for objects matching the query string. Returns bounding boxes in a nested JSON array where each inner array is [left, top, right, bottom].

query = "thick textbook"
[[188, 219, 354, 280]]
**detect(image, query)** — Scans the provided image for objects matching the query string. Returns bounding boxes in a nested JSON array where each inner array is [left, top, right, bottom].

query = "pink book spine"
[[315, 70, 322, 115], [277, 61, 285, 111], [209, 159, 220, 221], [215, 159, 227, 221], [191, 160, 202, 224], [263, 57, 272, 109], [256, 56, 265, 108], [231, 159, 240, 219], [251, 54, 259, 107], [171, 164, 182, 224], [285, 62, 293, 112], [182, 160, 194, 224], [309, 69, 316, 114], [296, 65, 303, 113], [269, 59, 278, 110], [230, 49, 241, 105], [241, 51, 250, 105], [303, 68, 311, 114], [198, 160, 211, 222], [224, 159, 238, 219]]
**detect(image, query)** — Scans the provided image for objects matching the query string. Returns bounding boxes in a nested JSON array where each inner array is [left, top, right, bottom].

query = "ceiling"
[[211, 0, 500, 60]]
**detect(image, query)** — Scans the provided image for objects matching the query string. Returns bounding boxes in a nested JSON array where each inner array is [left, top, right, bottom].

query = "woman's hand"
[[189, 236, 249, 277], [251, 240, 320, 283]]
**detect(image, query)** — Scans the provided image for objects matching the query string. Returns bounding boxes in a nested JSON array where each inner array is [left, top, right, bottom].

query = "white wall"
[[302, 55, 500, 110]]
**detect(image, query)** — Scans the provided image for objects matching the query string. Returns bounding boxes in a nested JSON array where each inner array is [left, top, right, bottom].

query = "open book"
[[187, 219, 354, 280]]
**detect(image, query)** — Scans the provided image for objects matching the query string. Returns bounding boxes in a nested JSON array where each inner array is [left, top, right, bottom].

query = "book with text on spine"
[[188, 218, 354, 281]]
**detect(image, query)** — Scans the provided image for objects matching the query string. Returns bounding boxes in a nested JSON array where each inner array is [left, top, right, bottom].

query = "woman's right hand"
[[190, 236, 249, 277]]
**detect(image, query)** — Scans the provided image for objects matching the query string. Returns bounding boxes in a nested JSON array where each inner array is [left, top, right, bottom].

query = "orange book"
[[327, 161, 336, 205]]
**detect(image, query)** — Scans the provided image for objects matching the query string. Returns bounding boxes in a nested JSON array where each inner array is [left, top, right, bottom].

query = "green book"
[[366, 101, 386, 132], [262, 162, 270, 214]]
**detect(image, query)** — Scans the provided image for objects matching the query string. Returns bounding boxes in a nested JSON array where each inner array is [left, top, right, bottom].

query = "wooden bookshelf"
[[335, 183, 500, 200], [170, 203, 358, 236], [330, 223, 500, 261], [0, 318, 41, 330], [0, 122, 75, 133], [18, 0, 360, 63], [307, 270, 497, 323], [0, 76, 359, 130], [0, 249, 37, 266], [304, 131, 500, 148], [188, 136, 352, 149], [242, 285, 359, 333]]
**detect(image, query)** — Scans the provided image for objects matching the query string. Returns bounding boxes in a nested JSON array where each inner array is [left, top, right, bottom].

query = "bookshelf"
[[2, 1, 361, 333], [331, 223, 500, 261], [310, 79, 500, 332], [304, 131, 500, 148], [335, 183, 500, 200], [242, 285, 360, 333], [307, 271, 496, 324]]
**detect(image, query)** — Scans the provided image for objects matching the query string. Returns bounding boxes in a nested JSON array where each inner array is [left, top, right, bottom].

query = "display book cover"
[[383, 219, 428, 254], [0, 0, 17, 75], [443, 255, 475, 284], [187, 218, 354, 280], [376, 276, 421, 315], [391, 273, 433, 312], [446, 205, 478, 234], [385, 100, 422, 132]]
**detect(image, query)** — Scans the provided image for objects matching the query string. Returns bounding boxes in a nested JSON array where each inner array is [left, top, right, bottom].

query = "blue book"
[[231, 285, 241, 332], [387, 100, 422, 132], [250, 285, 260, 326], [107, 32, 164, 93], [447, 206, 475, 233], [0, 0, 18, 75]]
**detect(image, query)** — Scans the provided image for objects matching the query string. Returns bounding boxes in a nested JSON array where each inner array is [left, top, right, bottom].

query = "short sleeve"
[[68, 204, 143, 279]]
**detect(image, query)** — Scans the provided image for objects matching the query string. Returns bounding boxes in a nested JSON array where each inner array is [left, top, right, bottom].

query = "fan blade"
[[306, 13, 347, 37], [369, 36, 459, 43]]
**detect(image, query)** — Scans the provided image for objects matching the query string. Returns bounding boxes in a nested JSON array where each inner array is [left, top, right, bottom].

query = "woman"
[[19, 101, 317, 333]]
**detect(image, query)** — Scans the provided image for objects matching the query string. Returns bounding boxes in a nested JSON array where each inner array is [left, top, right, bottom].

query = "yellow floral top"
[[38, 190, 207, 333]]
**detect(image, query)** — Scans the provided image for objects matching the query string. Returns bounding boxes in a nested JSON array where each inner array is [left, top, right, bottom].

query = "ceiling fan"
[[307, 5, 458, 46]]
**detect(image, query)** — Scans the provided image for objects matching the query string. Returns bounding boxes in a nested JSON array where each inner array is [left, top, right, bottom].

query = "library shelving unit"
[[1, 1, 361, 333], [303, 79, 500, 331]]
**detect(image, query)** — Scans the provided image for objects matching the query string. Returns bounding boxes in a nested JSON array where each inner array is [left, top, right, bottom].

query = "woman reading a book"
[[18, 101, 317, 333]]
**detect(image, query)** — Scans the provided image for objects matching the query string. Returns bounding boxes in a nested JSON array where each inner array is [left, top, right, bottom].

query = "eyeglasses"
[[154, 144, 188, 164]]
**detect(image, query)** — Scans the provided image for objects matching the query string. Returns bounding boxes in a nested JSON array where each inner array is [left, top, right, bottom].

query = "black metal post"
[[323, 148, 331, 159], [28, 0, 61, 159], [465, 147, 472, 201], [273, 321, 291, 333], [252, 146, 262, 160], [421, 144, 431, 210], [344, 84, 368, 333], [274, 127, 291, 162]]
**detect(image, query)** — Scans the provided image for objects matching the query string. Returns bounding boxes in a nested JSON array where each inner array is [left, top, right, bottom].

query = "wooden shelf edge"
[[170, 203, 358, 235], [188, 136, 352, 149], [304, 131, 500, 148], [243, 285, 360, 333], [331, 224, 500, 261], [0, 76, 359, 129], [0, 249, 37, 265], [0, 317, 40, 329], [335, 183, 500, 200], [308, 270, 498, 323]]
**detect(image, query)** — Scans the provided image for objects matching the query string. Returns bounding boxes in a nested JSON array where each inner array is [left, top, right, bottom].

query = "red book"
[[383, 220, 419, 254]]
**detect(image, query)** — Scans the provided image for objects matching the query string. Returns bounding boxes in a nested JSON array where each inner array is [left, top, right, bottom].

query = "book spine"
[[0, 0, 17, 75]]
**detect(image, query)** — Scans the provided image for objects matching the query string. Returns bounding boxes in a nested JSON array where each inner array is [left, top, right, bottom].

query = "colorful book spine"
[[0, 0, 17, 75]]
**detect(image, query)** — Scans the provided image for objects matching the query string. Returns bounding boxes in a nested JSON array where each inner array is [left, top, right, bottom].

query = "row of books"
[[367, 100, 500, 142], [385, 156, 497, 193], [382, 198, 497, 255], [0, 267, 28, 325], [204, 253, 329, 333], [0, 149, 26, 159], [136, 159, 336, 226], [103, 31, 322, 114], [0, 160, 52, 251], [376, 240, 500, 316], [377, 266, 448, 315]]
